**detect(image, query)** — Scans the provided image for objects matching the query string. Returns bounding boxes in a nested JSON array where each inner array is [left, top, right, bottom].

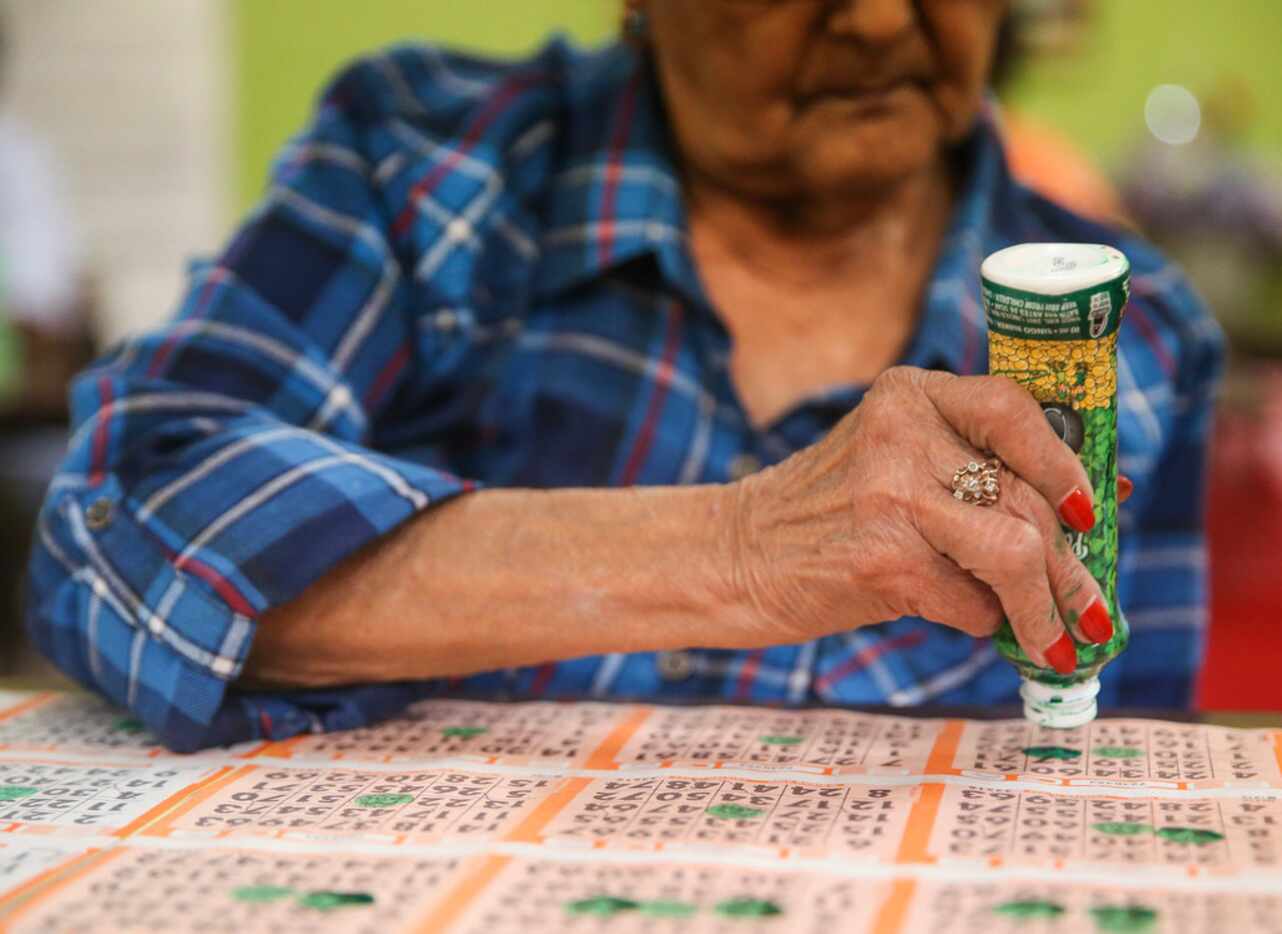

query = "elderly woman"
[[29, 1, 1219, 750]]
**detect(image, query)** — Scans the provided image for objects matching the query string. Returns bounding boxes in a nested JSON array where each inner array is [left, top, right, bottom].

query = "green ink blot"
[[0, 786, 38, 801], [1093, 821, 1153, 836], [566, 896, 639, 917], [1156, 827, 1224, 845], [640, 900, 697, 918], [1093, 746, 1143, 759], [1090, 905, 1158, 932], [1022, 745, 1082, 762], [715, 898, 783, 918], [441, 726, 488, 739], [759, 735, 803, 746], [354, 793, 414, 808], [298, 891, 375, 911], [113, 717, 146, 734], [232, 885, 294, 903], [706, 804, 765, 820], [993, 900, 1066, 919]]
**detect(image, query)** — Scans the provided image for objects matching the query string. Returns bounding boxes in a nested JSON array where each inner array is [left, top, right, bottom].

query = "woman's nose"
[[825, 0, 917, 44]]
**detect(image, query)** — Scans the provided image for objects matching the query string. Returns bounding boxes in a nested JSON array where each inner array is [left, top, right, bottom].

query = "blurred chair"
[[1203, 365, 1282, 709]]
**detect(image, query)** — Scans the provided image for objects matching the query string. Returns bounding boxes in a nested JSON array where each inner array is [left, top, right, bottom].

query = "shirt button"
[[656, 651, 693, 682], [729, 453, 762, 481], [445, 217, 473, 242], [85, 498, 113, 530]]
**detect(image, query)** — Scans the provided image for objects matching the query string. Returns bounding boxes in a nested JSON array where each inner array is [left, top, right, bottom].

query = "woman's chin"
[[791, 138, 941, 199], [771, 105, 941, 194]]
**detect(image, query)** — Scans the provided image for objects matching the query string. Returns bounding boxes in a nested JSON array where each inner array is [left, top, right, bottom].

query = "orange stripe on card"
[[584, 705, 652, 769], [924, 719, 964, 774], [127, 765, 246, 837], [252, 738, 301, 759], [412, 854, 511, 933], [231, 741, 272, 760], [895, 784, 945, 864], [502, 777, 592, 844], [871, 879, 916, 934], [0, 692, 56, 726], [0, 848, 123, 923], [1274, 731, 1282, 776]]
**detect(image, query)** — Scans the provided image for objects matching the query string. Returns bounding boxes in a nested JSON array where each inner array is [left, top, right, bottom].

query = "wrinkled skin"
[[726, 368, 1106, 665]]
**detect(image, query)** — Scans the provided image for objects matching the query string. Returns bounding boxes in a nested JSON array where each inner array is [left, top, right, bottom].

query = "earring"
[[623, 2, 649, 44]]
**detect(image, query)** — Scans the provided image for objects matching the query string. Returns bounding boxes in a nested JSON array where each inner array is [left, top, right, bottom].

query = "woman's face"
[[644, 0, 1007, 200]]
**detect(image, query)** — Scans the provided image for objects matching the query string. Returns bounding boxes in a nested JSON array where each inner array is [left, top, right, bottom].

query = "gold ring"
[[952, 457, 1001, 506]]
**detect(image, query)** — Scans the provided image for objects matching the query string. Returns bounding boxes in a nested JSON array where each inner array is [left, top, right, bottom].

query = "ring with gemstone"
[[952, 457, 1002, 506]]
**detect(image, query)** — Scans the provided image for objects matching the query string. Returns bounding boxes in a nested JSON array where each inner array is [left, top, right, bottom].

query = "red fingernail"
[[1118, 475, 1134, 503], [1044, 632, 1078, 675], [1078, 597, 1113, 644], [1058, 488, 1096, 533]]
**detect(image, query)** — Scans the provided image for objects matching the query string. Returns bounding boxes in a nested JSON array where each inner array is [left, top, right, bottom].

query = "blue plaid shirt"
[[28, 40, 1223, 752]]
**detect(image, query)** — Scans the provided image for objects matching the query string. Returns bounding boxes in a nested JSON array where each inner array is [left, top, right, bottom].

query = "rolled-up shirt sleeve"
[[26, 65, 474, 752]]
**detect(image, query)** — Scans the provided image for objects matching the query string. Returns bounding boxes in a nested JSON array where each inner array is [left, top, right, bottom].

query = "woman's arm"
[[24, 55, 484, 752], [249, 366, 1119, 693], [245, 484, 750, 687]]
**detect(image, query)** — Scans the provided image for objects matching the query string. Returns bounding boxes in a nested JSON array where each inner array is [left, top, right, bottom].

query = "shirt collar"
[[533, 44, 699, 302], [535, 50, 1016, 378]]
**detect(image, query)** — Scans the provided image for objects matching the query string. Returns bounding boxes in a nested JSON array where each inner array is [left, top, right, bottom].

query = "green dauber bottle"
[[981, 243, 1131, 728]]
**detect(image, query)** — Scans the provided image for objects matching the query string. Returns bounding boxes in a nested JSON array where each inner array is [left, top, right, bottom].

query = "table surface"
[[0, 687, 1278, 933], [2, 673, 1277, 727]]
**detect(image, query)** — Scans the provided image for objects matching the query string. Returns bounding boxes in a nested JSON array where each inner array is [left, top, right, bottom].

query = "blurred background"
[[0, 0, 1278, 707]]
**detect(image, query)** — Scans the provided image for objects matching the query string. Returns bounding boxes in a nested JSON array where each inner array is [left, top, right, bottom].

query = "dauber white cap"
[[982, 243, 1129, 296], [1020, 676, 1100, 729]]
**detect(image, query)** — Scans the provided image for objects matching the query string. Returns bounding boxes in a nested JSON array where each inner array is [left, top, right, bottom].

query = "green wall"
[[231, 1, 613, 210], [1006, 0, 1282, 167], [232, 1, 1282, 212]]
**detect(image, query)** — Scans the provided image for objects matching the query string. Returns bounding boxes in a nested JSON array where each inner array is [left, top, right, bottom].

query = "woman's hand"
[[725, 366, 1114, 673]]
